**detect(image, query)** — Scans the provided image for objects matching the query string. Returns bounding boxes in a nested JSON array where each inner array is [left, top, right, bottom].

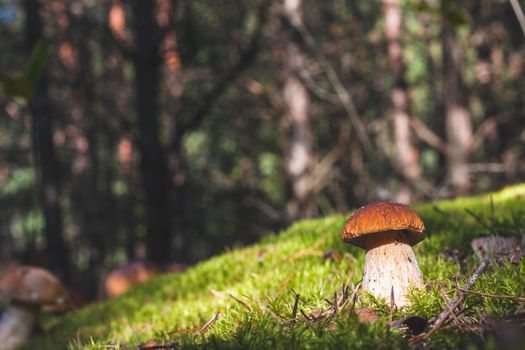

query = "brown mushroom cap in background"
[[104, 260, 159, 298], [0, 266, 68, 310], [341, 201, 425, 249]]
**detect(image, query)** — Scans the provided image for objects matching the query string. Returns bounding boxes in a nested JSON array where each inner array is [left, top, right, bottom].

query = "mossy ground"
[[24, 185, 525, 349]]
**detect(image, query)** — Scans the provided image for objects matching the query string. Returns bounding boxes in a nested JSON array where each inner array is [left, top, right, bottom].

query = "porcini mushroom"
[[104, 260, 159, 298], [341, 201, 425, 307], [0, 266, 68, 350]]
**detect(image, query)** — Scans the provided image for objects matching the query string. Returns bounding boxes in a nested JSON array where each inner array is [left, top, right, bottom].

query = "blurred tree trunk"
[[180, 0, 196, 64], [107, 0, 139, 260], [24, 0, 71, 283], [116, 102, 138, 261], [443, 16, 472, 195], [67, 7, 118, 297], [132, 0, 172, 265], [383, 0, 422, 203], [283, 0, 316, 221]]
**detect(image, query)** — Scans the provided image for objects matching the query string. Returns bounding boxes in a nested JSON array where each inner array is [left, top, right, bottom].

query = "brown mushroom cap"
[[104, 260, 159, 298], [0, 266, 68, 309], [341, 201, 425, 249]]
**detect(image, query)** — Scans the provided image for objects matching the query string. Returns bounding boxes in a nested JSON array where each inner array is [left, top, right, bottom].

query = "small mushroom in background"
[[104, 260, 189, 299], [341, 201, 425, 307], [0, 266, 69, 350], [104, 260, 160, 298], [355, 308, 379, 324], [470, 236, 523, 263]]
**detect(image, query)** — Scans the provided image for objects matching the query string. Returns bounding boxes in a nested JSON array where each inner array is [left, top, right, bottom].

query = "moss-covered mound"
[[25, 185, 525, 349]]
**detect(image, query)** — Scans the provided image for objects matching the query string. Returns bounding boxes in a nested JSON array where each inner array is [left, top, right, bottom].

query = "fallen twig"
[[300, 308, 312, 321], [137, 342, 179, 350], [431, 205, 461, 223], [456, 288, 525, 303], [229, 294, 252, 312], [412, 259, 489, 342], [289, 237, 326, 261], [389, 286, 395, 323], [464, 209, 492, 231], [276, 272, 296, 298], [169, 327, 201, 335], [333, 291, 339, 315], [346, 282, 361, 315], [197, 311, 221, 335], [438, 283, 468, 326], [286, 282, 361, 327], [168, 311, 222, 336], [291, 290, 300, 323]]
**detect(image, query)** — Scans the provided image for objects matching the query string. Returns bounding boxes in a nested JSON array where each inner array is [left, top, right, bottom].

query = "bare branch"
[[471, 115, 509, 151], [277, 5, 372, 154], [409, 117, 447, 153], [509, 0, 525, 39], [466, 163, 506, 173], [295, 67, 339, 104], [173, 1, 270, 147], [303, 146, 343, 194]]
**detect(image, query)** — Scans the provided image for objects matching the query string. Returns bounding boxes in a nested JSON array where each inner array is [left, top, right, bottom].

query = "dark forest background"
[[0, 0, 524, 301]]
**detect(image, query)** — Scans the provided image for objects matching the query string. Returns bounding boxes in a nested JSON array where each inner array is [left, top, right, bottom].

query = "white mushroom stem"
[[0, 304, 37, 350], [362, 230, 423, 307]]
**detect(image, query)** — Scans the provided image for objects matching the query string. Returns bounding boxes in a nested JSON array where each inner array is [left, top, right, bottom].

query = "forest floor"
[[24, 185, 525, 349]]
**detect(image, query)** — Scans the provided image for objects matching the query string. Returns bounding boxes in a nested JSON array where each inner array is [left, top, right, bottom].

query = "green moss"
[[24, 184, 525, 349]]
